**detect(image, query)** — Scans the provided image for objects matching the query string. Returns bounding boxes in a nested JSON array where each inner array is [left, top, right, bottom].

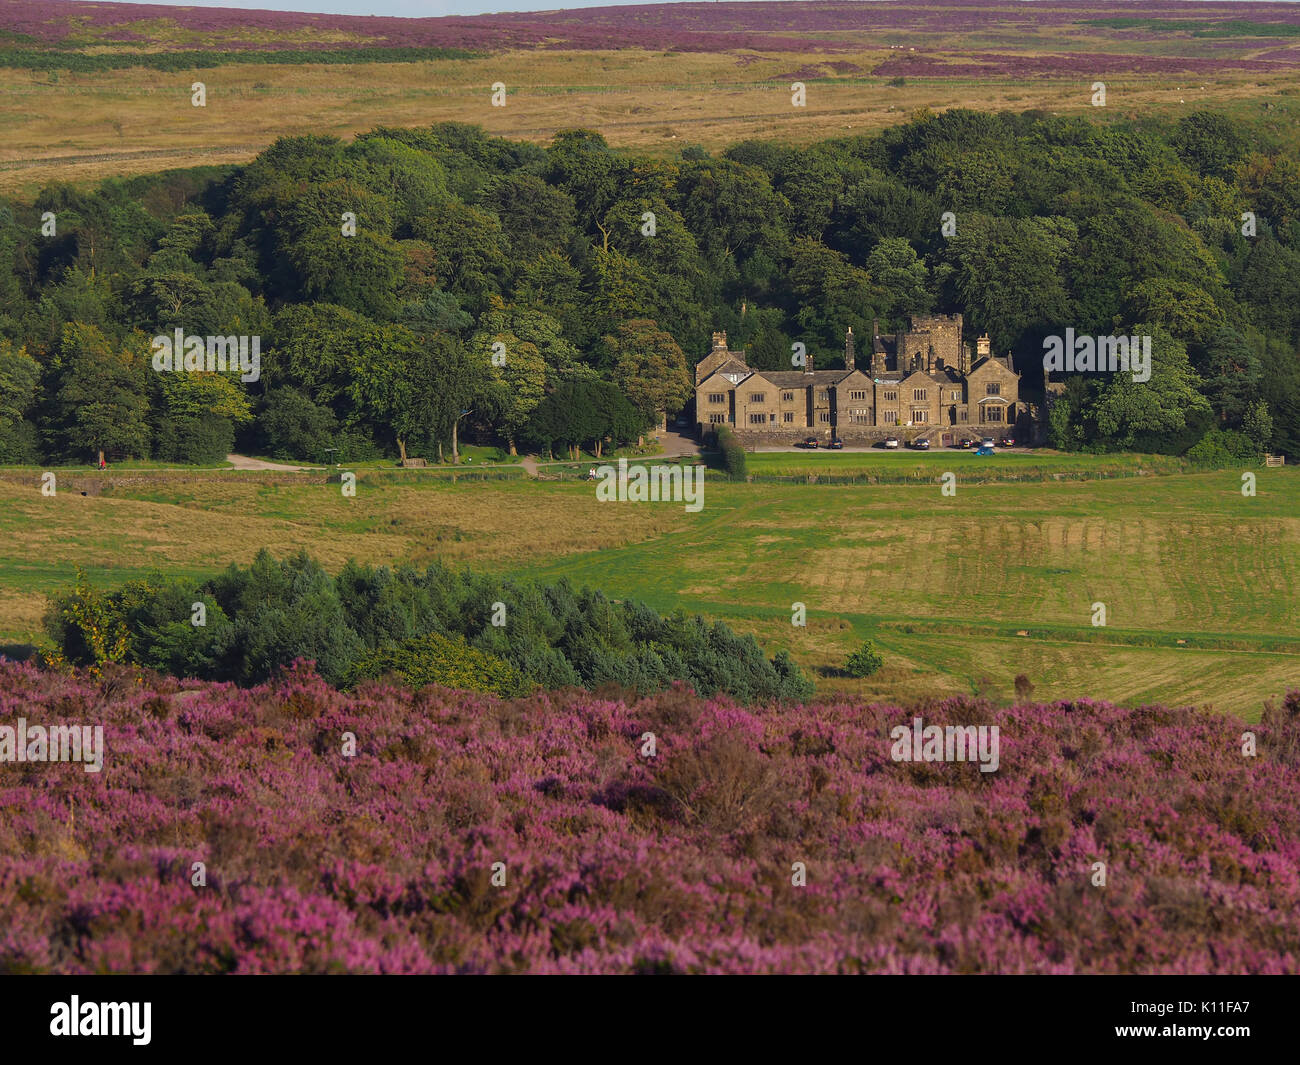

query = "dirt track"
[[224, 453, 321, 472]]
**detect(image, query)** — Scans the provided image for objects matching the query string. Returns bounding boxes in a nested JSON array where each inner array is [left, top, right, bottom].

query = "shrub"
[[844, 640, 884, 678], [350, 631, 532, 697], [1185, 428, 1260, 466], [43, 568, 129, 668], [331, 428, 385, 463], [715, 424, 747, 481], [206, 551, 364, 685], [654, 731, 779, 832], [1261, 689, 1300, 766], [256, 388, 338, 462], [115, 576, 230, 679], [153, 414, 236, 465]]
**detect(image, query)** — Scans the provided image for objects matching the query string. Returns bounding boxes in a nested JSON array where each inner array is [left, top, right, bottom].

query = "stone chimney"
[[711, 331, 728, 353], [871, 344, 886, 378], [845, 327, 855, 372], [804, 348, 814, 375]]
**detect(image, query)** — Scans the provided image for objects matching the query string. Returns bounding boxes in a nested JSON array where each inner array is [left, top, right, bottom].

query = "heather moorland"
[[2, 661, 1298, 973], [6, 1, 1300, 60]]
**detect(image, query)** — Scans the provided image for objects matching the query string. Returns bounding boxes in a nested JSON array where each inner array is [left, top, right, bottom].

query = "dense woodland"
[[2, 108, 1300, 464]]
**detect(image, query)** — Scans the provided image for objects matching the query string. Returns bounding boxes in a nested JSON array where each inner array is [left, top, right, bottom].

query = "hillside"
[[2, 661, 1298, 973], [7, 1, 1300, 61], [8, 1, 1300, 193]]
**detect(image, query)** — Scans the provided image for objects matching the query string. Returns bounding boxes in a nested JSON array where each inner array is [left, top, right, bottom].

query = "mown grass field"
[[0, 463, 1295, 720], [742, 449, 1200, 481]]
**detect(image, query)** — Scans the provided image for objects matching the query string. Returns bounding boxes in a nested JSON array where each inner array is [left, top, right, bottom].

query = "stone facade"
[[695, 316, 1025, 445]]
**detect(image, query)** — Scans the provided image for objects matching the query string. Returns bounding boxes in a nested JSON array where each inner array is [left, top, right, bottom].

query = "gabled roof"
[[968, 355, 1017, 376], [698, 360, 754, 388], [897, 367, 935, 386], [707, 358, 750, 378]]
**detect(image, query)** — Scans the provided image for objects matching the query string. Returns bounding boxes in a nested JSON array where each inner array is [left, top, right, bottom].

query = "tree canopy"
[[3, 110, 1300, 462]]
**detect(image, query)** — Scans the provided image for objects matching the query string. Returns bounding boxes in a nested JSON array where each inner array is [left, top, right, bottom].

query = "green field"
[[0, 461, 1295, 720], [742, 449, 1201, 482]]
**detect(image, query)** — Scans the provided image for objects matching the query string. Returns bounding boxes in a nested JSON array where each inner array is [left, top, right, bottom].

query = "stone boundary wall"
[[0, 467, 526, 494], [0, 470, 320, 495]]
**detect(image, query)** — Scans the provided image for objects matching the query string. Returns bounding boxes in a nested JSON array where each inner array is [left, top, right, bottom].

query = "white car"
[[981, 437, 995, 449], [884, 436, 900, 449]]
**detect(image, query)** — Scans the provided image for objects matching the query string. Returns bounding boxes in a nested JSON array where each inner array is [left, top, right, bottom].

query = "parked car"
[[828, 439, 844, 450], [959, 438, 975, 450], [1000, 435, 1015, 447], [802, 436, 819, 449], [981, 437, 996, 449], [975, 445, 995, 456], [911, 437, 931, 450], [675, 416, 690, 428], [883, 436, 900, 449]]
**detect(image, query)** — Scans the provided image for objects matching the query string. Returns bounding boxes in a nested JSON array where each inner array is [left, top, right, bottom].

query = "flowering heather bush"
[[1, 660, 1298, 974]]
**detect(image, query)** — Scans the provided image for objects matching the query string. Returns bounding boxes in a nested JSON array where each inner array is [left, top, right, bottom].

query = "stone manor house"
[[693, 314, 1024, 446]]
